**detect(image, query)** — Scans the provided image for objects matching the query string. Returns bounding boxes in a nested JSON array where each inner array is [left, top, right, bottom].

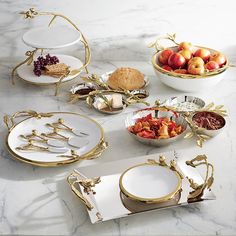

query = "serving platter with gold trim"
[[67, 149, 215, 223], [4, 111, 107, 167]]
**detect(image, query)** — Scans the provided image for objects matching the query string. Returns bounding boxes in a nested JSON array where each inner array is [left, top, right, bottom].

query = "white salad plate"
[[17, 54, 82, 85], [22, 26, 81, 49], [6, 112, 104, 166]]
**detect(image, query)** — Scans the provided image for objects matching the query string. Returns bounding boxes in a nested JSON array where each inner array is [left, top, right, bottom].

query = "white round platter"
[[119, 163, 181, 203], [6, 112, 104, 167], [22, 26, 81, 49], [100, 71, 150, 90], [17, 54, 82, 85]]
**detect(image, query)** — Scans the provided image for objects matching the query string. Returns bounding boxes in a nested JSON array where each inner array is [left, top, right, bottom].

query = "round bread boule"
[[107, 67, 145, 90]]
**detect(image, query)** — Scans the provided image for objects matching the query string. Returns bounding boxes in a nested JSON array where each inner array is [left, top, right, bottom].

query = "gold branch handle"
[[11, 49, 38, 84], [67, 174, 94, 210], [3, 110, 53, 133], [148, 33, 179, 53], [59, 140, 108, 161], [186, 155, 214, 202]]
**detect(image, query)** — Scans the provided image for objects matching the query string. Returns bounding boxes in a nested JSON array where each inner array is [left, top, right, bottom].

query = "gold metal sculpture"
[[12, 8, 91, 95], [186, 155, 214, 202]]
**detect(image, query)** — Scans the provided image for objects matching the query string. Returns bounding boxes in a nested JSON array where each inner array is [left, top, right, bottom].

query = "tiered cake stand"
[[12, 8, 91, 95]]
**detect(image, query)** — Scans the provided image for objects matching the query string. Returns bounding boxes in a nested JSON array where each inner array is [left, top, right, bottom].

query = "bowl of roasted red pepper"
[[126, 108, 187, 146]]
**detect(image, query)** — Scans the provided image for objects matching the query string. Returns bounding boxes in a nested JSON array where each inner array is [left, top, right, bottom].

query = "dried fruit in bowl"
[[128, 114, 184, 139]]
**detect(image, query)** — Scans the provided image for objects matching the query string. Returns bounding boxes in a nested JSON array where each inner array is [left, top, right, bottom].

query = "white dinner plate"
[[6, 112, 104, 166], [17, 54, 83, 85], [119, 163, 181, 203], [22, 26, 81, 49]]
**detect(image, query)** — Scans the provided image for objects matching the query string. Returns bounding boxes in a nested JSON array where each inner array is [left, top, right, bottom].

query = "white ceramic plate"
[[100, 71, 150, 90], [22, 26, 81, 49], [6, 112, 104, 166], [17, 54, 82, 85], [119, 163, 181, 202]]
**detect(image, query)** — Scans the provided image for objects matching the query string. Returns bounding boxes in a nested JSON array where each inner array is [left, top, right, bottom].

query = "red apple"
[[194, 48, 211, 62], [162, 65, 173, 71], [168, 53, 186, 69], [178, 42, 193, 52], [188, 62, 205, 75], [205, 61, 220, 71], [188, 57, 204, 66], [209, 53, 226, 67], [174, 69, 188, 74], [179, 49, 192, 61], [158, 49, 174, 65]]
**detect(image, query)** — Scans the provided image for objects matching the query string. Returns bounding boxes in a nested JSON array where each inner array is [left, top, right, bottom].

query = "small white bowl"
[[152, 46, 228, 92]]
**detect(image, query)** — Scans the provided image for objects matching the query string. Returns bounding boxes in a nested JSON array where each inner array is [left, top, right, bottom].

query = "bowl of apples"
[[149, 34, 229, 92]]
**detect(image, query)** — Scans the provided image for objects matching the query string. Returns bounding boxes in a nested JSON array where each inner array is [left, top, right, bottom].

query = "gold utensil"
[[46, 118, 89, 137], [16, 140, 68, 153]]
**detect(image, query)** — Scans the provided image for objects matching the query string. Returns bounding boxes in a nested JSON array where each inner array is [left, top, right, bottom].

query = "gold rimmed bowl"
[[125, 108, 187, 147], [150, 36, 229, 92], [119, 160, 182, 212]]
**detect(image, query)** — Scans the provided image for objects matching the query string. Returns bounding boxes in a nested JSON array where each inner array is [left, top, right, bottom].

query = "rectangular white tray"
[[67, 149, 215, 223]]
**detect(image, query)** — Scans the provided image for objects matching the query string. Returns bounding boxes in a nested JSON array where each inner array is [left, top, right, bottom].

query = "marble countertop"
[[0, 58, 236, 236]]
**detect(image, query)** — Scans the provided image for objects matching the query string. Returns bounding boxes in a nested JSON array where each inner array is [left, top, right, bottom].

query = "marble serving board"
[[69, 150, 215, 224]]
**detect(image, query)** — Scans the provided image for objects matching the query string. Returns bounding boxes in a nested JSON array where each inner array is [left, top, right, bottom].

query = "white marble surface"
[[0, 59, 236, 235], [0, 0, 236, 235]]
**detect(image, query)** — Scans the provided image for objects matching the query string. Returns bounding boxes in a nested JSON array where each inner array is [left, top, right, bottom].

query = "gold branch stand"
[[12, 8, 91, 95]]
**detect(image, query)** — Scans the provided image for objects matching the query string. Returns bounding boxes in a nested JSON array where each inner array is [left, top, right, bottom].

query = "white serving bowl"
[[152, 46, 228, 92]]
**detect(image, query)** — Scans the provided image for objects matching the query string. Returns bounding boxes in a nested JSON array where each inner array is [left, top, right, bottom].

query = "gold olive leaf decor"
[[13, 8, 91, 96], [69, 73, 150, 108], [186, 155, 214, 202], [154, 101, 227, 147]]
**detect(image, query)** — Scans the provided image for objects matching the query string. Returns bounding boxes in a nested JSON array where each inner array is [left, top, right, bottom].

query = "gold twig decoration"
[[14, 8, 91, 94], [58, 140, 108, 161], [148, 33, 179, 52], [198, 102, 227, 116], [81, 74, 109, 90], [147, 155, 184, 179], [186, 155, 214, 202], [3, 110, 53, 132], [12, 49, 38, 84]]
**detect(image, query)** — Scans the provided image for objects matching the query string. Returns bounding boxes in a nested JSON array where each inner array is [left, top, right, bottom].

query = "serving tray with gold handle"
[[3, 110, 107, 167], [67, 149, 215, 223]]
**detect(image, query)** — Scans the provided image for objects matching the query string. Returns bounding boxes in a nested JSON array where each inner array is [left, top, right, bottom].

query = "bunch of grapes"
[[33, 54, 59, 76]]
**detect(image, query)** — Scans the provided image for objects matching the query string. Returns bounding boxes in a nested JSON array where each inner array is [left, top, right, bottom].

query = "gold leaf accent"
[[184, 132, 194, 139], [207, 176, 214, 189], [197, 139, 203, 147]]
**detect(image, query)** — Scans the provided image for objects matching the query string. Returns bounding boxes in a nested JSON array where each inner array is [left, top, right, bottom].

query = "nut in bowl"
[[150, 34, 229, 92], [125, 108, 187, 147]]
